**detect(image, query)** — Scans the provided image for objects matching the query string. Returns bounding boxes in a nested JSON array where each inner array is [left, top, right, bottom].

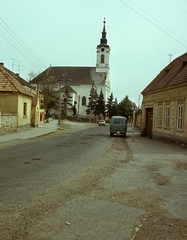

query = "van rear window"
[[113, 119, 123, 124]]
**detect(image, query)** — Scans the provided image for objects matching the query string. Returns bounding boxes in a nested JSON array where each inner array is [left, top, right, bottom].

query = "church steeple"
[[98, 18, 109, 47], [96, 18, 110, 72], [96, 18, 111, 105]]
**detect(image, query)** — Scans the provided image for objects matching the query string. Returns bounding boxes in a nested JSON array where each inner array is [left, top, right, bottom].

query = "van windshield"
[[113, 119, 123, 124]]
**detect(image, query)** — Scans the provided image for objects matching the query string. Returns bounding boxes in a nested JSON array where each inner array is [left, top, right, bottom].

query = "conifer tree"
[[106, 92, 115, 119], [96, 89, 105, 119], [86, 84, 98, 116], [61, 87, 72, 116], [111, 97, 118, 117]]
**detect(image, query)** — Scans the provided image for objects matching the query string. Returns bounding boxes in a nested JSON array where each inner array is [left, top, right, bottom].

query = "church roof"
[[0, 63, 33, 97], [142, 52, 187, 95], [31, 66, 107, 86], [61, 84, 77, 93]]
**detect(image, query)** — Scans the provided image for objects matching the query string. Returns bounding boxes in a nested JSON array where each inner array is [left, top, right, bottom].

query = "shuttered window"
[[177, 104, 184, 130]]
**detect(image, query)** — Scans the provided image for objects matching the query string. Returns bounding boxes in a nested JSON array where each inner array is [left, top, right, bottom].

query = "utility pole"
[[58, 83, 62, 125], [131, 104, 138, 142], [168, 54, 173, 63], [138, 94, 141, 108]]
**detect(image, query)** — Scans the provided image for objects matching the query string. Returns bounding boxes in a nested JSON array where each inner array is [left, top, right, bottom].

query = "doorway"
[[145, 108, 153, 138]]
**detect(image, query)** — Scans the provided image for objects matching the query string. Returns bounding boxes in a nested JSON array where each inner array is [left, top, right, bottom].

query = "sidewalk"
[[0, 120, 59, 143], [0, 120, 97, 143]]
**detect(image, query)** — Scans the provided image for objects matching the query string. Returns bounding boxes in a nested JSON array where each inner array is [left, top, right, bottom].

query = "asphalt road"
[[0, 123, 187, 240], [0, 124, 113, 205]]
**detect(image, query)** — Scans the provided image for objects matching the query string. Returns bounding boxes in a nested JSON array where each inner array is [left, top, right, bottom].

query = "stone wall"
[[0, 112, 18, 135], [153, 130, 187, 148]]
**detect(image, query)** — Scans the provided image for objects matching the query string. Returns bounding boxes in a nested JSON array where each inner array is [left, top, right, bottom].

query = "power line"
[[118, 0, 187, 48], [0, 30, 44, 69], [126, 0, 187, 45], [0, 18, 47, 69]]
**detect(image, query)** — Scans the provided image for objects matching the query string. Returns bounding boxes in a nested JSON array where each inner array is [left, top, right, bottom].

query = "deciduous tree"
[[117, 95, 133, 119]]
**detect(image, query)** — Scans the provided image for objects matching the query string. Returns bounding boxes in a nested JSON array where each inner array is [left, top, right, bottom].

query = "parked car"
[[109, 116, 127, 137], [98, 119, 105, 126]]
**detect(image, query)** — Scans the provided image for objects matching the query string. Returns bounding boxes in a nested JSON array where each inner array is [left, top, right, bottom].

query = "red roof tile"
[[142, 52, 187, 94], [0, 66, 33, 97]]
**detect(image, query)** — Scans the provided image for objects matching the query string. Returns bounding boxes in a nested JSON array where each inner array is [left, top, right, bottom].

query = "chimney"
[[0, 63, 4, 67]]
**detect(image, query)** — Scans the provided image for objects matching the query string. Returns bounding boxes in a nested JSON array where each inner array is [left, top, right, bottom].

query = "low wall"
[[153, 130, 187, 148], [64, 115, 97, 123], [0, 113, 18, 135]]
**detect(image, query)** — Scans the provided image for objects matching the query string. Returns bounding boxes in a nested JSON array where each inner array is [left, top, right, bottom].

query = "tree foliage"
[[86, 84, 98, 116], [117, 95, 133, 119], [38, 77, 58, 118], [106, 92, 117, 118], [61, 87, 72, 116], [96, 89, 105, 119]]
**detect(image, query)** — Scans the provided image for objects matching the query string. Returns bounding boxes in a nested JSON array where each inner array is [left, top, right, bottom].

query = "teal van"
[[109, 116, 127, 137]]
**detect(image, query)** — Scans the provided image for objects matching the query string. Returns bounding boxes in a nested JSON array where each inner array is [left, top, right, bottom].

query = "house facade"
[[141, 52, 187, 147], [0, 63, 45, 134], [31, 19, 111, 117]]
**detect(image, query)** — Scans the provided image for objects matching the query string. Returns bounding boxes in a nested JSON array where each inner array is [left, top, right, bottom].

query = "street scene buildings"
[[141, 52, 187, 147], [0, 19, 187, 148]]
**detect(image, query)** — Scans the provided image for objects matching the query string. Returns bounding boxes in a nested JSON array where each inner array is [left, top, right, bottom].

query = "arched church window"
[[82, 96, 86, 106], [101, 54, 105, 63]]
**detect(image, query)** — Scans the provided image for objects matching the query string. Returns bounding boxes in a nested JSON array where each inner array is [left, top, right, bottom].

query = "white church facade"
[[31, 19, 111, 117]]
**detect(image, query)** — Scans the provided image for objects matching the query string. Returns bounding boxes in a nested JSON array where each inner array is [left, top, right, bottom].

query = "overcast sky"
[[1, 0, 187, 104]]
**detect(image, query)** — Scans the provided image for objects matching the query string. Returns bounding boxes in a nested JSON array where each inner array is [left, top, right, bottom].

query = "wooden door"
[[146, 108, 153, 138]]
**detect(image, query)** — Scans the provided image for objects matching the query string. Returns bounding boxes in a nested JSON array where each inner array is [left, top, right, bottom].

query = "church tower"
[[96, 18, 110, 72]]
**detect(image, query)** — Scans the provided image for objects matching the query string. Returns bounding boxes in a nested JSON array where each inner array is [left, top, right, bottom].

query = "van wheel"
[[110, 132, 114, 137]]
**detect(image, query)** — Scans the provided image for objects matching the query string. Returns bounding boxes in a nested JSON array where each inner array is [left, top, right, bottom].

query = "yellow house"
[[31, 94, 45, 127], [141, 52, 187, 147], [0, 63, 33, 130]]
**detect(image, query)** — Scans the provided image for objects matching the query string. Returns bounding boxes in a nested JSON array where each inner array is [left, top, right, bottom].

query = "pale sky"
[[1, 0, 187, 105]]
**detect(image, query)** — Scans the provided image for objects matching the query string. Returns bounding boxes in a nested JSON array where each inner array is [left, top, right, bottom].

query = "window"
[[23, 102, 27, 116], [82, 96, 86, 106], [100, 54, 105, 63], [177, 104, 184, 130], [165, 106, 170, 128], [157, 106, 162, 126]]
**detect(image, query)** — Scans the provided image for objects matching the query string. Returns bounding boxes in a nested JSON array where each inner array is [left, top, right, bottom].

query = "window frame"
[[82, 96, 86, 106], [165, 105, 170, 128], [177, 103, 184, 131], [23, 102, 27, 117], [157, 105, 162, 127], [100, 54, 105, 63]]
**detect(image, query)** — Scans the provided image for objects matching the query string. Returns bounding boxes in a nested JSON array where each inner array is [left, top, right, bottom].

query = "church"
[[31, 19, 111, 117]]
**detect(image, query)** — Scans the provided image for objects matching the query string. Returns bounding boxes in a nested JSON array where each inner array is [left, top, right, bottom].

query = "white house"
[[31, 19, 111, 117]]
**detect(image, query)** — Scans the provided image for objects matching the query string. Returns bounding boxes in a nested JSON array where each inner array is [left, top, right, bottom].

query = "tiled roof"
[[0, 66, 33, 97], [142, 52, 187, 94], [5, 68, 30, 87], [31, 66, 106, 86]]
